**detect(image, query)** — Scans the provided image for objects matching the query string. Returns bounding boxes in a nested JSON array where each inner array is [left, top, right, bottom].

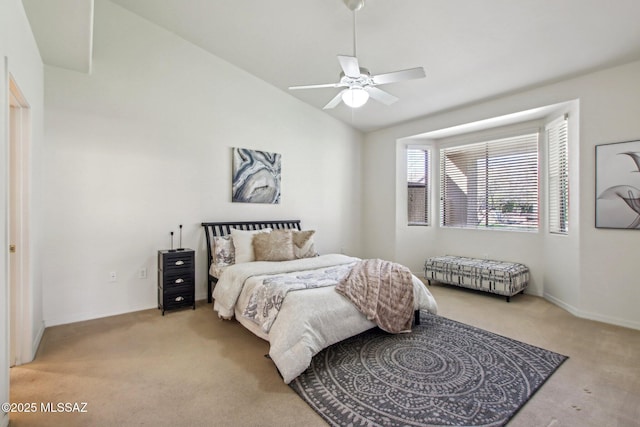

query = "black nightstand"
[[158, 249, 195, 315]]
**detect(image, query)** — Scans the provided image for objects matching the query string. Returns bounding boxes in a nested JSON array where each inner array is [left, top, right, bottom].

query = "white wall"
[[42, 0, 363, 326], [363, 60, 640, 330], [1, 0, 45, 424], [577, 63, 640, 328]]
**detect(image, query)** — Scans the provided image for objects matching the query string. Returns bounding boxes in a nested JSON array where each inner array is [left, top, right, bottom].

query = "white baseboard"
[[543, 292, 579, 315], [45, 303, 158, 327], [45, 294, 211, 327], [31, 320, 45, 360], [524, 288, 543, 297], [544, 292, 640, 331]]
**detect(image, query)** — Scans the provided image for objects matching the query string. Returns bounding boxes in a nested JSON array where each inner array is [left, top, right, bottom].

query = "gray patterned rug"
[[289, 312, 567, 427]]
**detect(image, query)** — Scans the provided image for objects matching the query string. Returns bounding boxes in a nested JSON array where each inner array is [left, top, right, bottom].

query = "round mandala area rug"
[[289, 312, 567, 427]]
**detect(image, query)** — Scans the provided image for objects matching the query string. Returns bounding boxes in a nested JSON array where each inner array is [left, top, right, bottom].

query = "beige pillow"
[[292, 230, 318, 259], [230, 228, 271, 263], [253, 230, 295, 261]]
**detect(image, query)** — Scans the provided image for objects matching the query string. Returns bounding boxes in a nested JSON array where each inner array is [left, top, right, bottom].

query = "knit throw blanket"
[[335, 259, 414, 333]]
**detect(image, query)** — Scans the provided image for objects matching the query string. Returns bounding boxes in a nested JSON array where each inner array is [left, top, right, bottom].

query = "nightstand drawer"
[[162, 285, 194, 309], [159, 251, 194, 271], [162, 282, 193, 297], [161, 270, 194, 285]]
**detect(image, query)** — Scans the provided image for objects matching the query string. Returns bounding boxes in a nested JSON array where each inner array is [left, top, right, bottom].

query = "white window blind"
[[407, 148, 429, 225], [440, 133, 539, 231], [547, 115, 569, 234]]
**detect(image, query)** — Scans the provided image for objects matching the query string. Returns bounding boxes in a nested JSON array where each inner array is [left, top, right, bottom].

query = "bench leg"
[[506, 296, 511, 303], [414, 310, 420, 326]]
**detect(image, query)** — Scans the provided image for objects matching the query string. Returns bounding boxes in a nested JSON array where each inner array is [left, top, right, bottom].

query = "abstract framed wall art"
[[595, 140, 640, 229], [232, 148, 281, 204]]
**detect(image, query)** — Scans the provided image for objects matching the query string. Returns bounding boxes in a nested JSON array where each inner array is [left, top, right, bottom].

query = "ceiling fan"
[[288, 0, 426, 109]]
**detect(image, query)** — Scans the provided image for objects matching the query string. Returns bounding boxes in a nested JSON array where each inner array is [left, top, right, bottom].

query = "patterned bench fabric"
[[424, 256, 529, 298]]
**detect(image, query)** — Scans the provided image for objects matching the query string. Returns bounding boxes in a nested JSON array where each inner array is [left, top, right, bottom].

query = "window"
[[547, 115, 569, 234], [440, 133, 539, 231], [407, 147, 430, 225]]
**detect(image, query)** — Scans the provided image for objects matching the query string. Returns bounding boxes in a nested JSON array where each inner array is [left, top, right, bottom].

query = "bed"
[[201, 220, 438, 383]]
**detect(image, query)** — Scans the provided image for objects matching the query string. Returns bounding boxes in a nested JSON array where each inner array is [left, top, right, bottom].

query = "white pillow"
[[230, 228, 272, 263]]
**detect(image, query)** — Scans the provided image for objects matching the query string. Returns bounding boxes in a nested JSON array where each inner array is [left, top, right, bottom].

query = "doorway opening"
[[9, 75, 31, 367]]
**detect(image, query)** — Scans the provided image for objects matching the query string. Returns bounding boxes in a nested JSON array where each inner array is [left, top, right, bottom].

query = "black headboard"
[[200, 220, 301, 303]]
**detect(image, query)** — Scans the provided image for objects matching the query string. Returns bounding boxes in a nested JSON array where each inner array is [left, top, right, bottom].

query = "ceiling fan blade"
[[289, 83, 341, 90], [371, 67, 426, 85], [365, 86, 399, 105], [337, 55, 361, 78], [323, 90, 346, 109]]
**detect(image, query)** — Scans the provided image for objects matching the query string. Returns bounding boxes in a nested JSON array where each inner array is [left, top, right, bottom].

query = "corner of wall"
[[30, 319, 45, 362]]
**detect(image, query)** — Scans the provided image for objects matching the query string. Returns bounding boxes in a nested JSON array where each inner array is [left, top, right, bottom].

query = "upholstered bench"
[[424, 256, 529, 302]]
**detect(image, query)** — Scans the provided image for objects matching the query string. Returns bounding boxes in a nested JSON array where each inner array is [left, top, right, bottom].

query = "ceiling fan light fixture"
[[288, 0, 425, 110], [343, 0, 365, 11], [342, 87, 369, 108]]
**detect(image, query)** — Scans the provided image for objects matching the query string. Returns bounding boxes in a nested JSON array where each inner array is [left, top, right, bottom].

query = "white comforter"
[[212, 254, 438, 383]]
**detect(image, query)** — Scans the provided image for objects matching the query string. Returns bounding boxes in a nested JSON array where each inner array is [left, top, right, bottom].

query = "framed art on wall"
[[232, 147, 281, 204], [595, 140, 640, 229]]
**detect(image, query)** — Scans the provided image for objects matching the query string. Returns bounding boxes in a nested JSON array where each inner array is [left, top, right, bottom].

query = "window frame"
[[546, 114, 569, 235], [406, 145, 431, 226]]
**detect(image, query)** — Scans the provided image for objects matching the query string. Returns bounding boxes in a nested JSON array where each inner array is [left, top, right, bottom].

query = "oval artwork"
[[232, 148, 281, 204]]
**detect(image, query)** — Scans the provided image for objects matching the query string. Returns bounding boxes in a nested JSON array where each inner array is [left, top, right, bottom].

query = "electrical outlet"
[[109, 271, 117, 282], [138, 268, 147, 279]]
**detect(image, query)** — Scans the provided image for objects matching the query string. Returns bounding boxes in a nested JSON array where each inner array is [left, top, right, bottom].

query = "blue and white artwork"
[[232, 148, 281, 204]]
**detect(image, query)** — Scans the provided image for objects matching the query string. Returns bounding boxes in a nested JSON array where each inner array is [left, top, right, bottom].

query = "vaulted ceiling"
[[24, 0, 640, 132], [22, 0, 94, 74]]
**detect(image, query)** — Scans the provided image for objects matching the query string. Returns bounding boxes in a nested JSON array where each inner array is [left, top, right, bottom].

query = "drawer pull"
[[175, 278, 184, 284], [175, 260, 184, 266], [175, 296, 184, 302]]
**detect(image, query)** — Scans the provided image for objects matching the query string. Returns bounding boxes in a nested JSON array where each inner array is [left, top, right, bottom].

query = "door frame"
[[8, 75, 31, 367]]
